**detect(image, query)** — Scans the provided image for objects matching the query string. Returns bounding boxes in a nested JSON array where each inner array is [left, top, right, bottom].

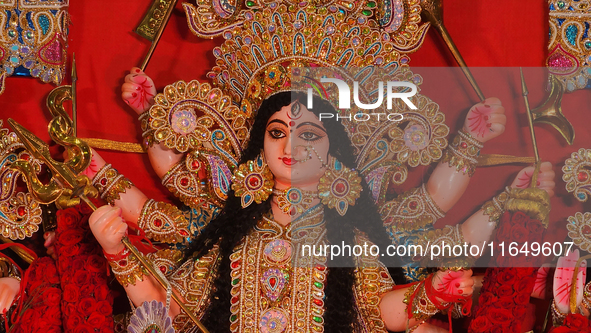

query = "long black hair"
[[187, 92, 405, 332]]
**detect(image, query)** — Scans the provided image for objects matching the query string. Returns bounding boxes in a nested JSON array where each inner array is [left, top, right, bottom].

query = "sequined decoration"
[[567, 211, 591, 252], [0, 120, 44, 240], [562, 147, 591, 202], [0, 0, 69, 90], [127, 300, 175, 333], [548, 0, 591, 92]]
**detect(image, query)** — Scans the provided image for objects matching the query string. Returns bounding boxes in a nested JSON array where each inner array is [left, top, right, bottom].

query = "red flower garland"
[[468, 211, 545, 333], [10, 257, 62, 333], [54, 202, 115, 333], [549, 313, 591, 332]]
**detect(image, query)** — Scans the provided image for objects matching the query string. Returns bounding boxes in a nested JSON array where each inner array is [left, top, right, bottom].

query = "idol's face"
[[264, 102, 329, 189]]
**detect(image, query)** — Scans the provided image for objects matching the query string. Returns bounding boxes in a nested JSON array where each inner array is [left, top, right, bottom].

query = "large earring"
[[318, 157, 362, 216], [232, 152, 275, 208]]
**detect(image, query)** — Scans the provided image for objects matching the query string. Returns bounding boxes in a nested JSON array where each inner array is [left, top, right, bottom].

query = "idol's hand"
[[463, 97, 506, 143], [122, 67, 156, 115], [89, 205, 127, 255], [0, 277, 20, 312], [432, 269, 474, 299], [510, 161, 555, 197], [553, 249, 586, 314]]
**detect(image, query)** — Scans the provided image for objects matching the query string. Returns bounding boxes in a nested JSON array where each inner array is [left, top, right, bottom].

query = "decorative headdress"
[[146, 1, 449, 206], [0, 0, 69, 94]]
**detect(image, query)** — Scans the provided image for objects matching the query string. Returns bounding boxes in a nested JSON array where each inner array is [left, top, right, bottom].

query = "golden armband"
[[137, 199, 190, 244]]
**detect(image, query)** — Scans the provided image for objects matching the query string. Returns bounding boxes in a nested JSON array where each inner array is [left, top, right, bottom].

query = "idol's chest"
[[228, 227, 327, 333]]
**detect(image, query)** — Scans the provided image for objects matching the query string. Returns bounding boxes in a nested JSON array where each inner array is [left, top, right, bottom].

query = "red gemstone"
[[100, 178, 107, 186], [313, 299, 323, 306], [118, 260, 128, 266], [578, 172, 589, 182], [154, 219, 163, 227], [248, 176, 260, 188], [179, 230, 189, 236], [394, 174, 402, 181], [335, 181, 346, 194], [316, 265, 326, 271], [231, 296, 239, 304], [408, 201, 418, 210], [583, 225, 591, 235], [460, 142, 468, 149], [231, 260, 241, 269], [160, 266, 167, 273], [420, 299, 427, 306], [290, 192, 299, 200], [269, 277, 277, 288], [16, 206, 26, 216], [191, 160, 201, 170], [180, 177, 189, 186], [21, 154, 30, 161], [380, 272, 389, 279]]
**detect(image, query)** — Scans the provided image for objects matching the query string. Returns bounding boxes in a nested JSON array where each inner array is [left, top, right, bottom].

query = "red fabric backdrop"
[[0, 1, 588, 249]]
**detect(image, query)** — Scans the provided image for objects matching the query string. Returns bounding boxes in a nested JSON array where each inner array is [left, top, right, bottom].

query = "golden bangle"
[[92, 164, 133, 205], [137, 199, 191, 245], [481, 186, 511, 223], [442, 130, 483, 177], [108, 253, 146, 287], [407, 283, 439, 322], [551, 299, 568, 327]]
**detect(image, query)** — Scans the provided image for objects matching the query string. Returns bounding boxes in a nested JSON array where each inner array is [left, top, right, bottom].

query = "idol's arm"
[[460, 161, 555, 246], [121, 67, 184, 178], [426, 97, 506, 212]]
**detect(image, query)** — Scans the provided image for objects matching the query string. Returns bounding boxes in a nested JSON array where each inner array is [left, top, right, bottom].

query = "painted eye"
[[268, 129, 286, 139], [300, 131, 322, 142]]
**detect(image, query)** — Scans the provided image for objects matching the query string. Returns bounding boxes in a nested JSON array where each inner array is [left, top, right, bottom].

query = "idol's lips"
[[282, 157, 296, 165]]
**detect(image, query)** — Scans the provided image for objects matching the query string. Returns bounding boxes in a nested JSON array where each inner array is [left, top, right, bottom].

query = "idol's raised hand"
[[121, 67, 157, 115], [553, 249, 586, 314], [463, 97, 506, 143], [511, 161, 556, 198], [88, 205, 127, 255]]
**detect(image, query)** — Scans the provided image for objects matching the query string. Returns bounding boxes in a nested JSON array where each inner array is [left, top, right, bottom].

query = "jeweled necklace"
[[272, 187, 319, 216]]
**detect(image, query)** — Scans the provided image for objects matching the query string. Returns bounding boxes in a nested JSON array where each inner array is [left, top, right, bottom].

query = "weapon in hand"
[[135, 0, 179, 71], [420, 0, 486, 101], [7, 119, 210, 333]]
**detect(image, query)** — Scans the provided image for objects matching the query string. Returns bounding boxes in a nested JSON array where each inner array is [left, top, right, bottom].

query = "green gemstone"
[[232, 278, 240, 285], [367, 1, 376, 7], [314, 281, 323, 288], [585, 41, 591, 49], [362, 9, 372, 16], [313, 316, 323, 323], [231, 315, 237, 322], [557, 1, 566, 8], [246, 1, 255, 6], [8, 30, 15, 37]]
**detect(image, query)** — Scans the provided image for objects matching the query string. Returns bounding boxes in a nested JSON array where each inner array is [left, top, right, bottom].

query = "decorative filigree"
[[148, 80, 248, 162], [563, 148, 591, 202], [380, 183, 445, 232], [0, 120, 44, 240], [567, 211, 591, 253]]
